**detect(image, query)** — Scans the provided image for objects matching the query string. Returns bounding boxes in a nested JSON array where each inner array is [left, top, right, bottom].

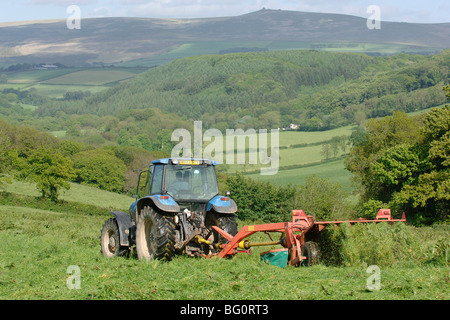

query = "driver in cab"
[[169, 171, 190, 195]]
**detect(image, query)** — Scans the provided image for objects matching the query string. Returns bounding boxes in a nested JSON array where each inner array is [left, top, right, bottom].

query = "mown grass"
[[0, 191, 448, 300], [0, 176, 448, 300]]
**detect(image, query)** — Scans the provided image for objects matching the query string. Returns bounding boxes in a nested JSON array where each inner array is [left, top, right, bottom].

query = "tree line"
[[0, 118, 166, 201], [345, 90, 450, 225]]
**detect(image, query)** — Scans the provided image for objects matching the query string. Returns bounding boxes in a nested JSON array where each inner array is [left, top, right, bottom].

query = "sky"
[[0, 0, 449, 24]]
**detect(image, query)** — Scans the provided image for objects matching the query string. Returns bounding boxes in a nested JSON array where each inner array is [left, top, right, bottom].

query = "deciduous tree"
[[18, 148, 75, 201]]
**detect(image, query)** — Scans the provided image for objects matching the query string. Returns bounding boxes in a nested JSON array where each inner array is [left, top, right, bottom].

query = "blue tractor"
[[100, 158, 238, 261]]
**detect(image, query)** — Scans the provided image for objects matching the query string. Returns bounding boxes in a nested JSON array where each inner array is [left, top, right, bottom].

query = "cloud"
[[91, 6, 113, 17], [30, 0, 99, 5]]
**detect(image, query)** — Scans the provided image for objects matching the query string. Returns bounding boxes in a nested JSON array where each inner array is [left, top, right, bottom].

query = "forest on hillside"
[[1, 50, 448, 153]]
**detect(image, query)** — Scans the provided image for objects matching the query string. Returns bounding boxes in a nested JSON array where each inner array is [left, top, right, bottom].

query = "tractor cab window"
[[165, 164, 219, 201], [150, 164, 163, 194], [143, 166, 153, 196]]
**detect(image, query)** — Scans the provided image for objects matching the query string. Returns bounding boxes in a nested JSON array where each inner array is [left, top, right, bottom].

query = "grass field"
[[2, 67, 146, 99], [220, 126, 355, 189], [277, 126, 355, 146], [245, 158, 353, 189], [0, 180, 448, 301], [0, 179, 132, 211], [5, 69, 80, 83], [41, 69, 142, 86]]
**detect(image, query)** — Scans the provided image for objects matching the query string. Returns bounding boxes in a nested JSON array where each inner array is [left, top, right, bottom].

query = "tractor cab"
[[147, 158, 219, 202], [130, 158, 237, 221]]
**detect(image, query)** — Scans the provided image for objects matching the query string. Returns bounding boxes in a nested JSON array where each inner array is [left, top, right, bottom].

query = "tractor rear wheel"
[[205, 212, 238, 245], [302, 241, 320, 266], [136, 206, 176, 261], [101, 218, 128, 257]]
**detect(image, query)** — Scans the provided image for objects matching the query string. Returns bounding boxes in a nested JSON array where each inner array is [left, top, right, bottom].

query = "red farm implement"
[[210, 209, 406, 267]]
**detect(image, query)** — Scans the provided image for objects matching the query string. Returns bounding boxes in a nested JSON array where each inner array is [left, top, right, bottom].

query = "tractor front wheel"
[[302, 241, 320, 266], [101, 218, 128, 257], [136, 206, 176, 261]]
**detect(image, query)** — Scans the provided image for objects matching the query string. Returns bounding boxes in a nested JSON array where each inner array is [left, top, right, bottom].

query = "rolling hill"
[[37, 49, 448, 129], [0, 9, 449, 67]]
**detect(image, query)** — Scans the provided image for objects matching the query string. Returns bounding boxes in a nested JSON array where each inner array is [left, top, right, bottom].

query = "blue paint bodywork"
[[130, 194, 180, 216], [207, 195, 231, 211], [207, 195, 238, 214]]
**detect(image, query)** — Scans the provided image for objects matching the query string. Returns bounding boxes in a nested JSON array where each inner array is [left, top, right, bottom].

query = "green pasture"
[[0, 179, 132, 211], [50, 131, 66, 138], [226, 145, 348, 177], [0, 83, 30, 91], [5, 68, 80, 83], [278, 144, 344, 167], [19, 103, 38, 111], [244, 158, 353, 190], [278, 126, 355, 146], [0, 180, 448, 300], [25, 84, 110, 99], [217, 126, 354, 187], [1, 67, 146, 99], [42, 69, 142, 86]]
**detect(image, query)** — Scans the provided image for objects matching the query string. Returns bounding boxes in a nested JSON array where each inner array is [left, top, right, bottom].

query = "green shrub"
[[318, 222, 423, 267], [72, 148, 126, 192]]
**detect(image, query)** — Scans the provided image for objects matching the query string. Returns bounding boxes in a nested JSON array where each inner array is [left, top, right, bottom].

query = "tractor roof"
[[151, 158, 219, 166]]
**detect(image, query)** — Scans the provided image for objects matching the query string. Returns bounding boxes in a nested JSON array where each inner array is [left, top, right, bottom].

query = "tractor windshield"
[[165, 164, 219, 201]]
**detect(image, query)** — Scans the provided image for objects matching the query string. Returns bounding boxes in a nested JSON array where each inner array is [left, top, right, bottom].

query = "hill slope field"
[[0, 179, 449, 300], [38, 49, 448, 132], [0, 9, 448, 66]]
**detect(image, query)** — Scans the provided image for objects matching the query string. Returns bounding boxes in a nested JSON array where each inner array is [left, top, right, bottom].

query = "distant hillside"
[[37, 49, 449, 133], [0, 9, 448, 67]]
